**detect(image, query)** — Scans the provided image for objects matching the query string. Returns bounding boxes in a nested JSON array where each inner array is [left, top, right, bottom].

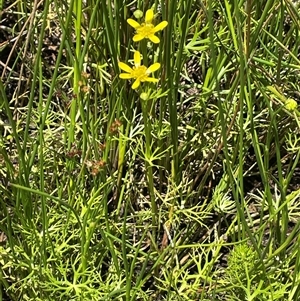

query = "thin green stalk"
[[214, 0, 238, 238], [269, 107, 288, 248], [233, 0, 246, 240], [276, 0, 284, 83], [38, 55, 47, 268], [141, 99, 158, 244], [164, 0, 178, 183], [68, 0, 82, 147]]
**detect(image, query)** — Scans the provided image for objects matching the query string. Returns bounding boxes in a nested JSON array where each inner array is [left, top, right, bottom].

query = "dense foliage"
[[1, 0, 300, 300]]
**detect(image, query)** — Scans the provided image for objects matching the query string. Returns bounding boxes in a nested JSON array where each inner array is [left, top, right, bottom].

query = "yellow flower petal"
[[119, 73, 133, 79], [133, 34, 144, 42], [134, 51, 141, 68], [132, 79, 140, 89], [127, 18, 141, 29], [154, 21, 168, 32], [148, 34, 160, 44], [147, 63, 160, 73], [145, 9, 154, 23], [118, 62, 133, 73], [144, 78, 159, 83]]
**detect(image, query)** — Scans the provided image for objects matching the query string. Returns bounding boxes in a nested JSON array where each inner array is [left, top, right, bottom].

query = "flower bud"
[[285, 98, 297, 111], [140, 92, 149, 100], [133, 10, 143, 19]]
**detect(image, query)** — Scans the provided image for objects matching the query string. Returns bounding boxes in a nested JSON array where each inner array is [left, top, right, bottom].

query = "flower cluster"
[[118, 9, 167, 90]]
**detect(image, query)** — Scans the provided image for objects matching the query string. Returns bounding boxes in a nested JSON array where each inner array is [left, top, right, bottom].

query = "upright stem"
[[141, 99, 158, 246]]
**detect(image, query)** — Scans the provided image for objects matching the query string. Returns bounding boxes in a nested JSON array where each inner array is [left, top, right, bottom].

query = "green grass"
[[1, 0, 300, 300]]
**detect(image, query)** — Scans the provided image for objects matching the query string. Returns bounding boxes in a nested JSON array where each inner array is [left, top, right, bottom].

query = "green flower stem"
[[140, 39, 148, 68], [141, 97, 158, 246], [68, 0, 82, 148]]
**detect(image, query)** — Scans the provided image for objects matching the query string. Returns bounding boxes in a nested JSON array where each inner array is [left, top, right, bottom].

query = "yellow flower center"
[[132, 66, 148, 81], [136, 23, 155, 38]]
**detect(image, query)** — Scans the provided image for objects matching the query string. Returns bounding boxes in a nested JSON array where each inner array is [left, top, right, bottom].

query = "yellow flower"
[[127, 9, 168, 43], [119, 51, 160, 89]]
